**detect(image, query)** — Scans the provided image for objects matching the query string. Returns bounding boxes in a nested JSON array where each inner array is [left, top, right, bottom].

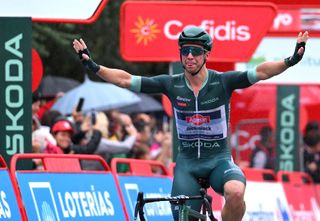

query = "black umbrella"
[[118, 92, 164, 113], [38, 75, 80, 98]]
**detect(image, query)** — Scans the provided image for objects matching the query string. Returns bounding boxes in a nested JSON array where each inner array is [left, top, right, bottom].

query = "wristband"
[[82, 59, 100, 73], [284, 42, 306, 67], [78, 48, 91, 60], [78, 48, 100, 73]]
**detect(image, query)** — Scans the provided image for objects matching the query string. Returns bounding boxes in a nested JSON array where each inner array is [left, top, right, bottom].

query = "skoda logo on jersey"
[[182, 141, 220, 149], [201, 97, 219, 105], [186, 114, 210, 126]]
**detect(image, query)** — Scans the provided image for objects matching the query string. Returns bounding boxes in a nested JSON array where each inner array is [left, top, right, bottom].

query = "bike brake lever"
[[134, 192, 144, 220]]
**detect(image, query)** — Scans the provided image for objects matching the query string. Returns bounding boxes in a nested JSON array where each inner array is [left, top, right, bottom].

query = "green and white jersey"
[[130, 69, 258, 158]]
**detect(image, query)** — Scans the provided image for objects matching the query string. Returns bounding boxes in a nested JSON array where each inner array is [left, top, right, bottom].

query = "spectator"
[[40, 110, 62, 128], [303, 133, 320, 183], [81, 112, 138, 170], [250, 126, 275, 169], [32, 90, 61, 167], [131, 143, 151, 160], [303, 121, 319, 146], [50, 119, 101, 154], [153, 131, 172, 167]]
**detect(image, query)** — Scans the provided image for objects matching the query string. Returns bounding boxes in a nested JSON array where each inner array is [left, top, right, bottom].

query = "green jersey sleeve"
[[130, 74, 172, 94]]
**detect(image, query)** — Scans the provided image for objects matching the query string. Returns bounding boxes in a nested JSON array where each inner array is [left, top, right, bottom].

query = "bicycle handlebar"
[[134, 188, 217, 221]]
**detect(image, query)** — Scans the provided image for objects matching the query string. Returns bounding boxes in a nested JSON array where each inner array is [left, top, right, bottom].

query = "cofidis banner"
[[0, 170, 23, 220], [117, 176, 173, 221], [16, 173, 126, 220], [120, 1, 277, 62]]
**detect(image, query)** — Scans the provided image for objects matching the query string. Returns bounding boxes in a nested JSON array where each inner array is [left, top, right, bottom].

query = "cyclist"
[[73, 26, 309, 221]]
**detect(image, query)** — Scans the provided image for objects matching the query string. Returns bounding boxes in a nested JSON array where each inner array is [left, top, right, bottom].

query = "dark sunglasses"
[[180, 46, 206, 56]]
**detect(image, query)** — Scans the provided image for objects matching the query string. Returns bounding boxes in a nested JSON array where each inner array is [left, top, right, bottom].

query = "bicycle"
[[134, 178, 218, 221]]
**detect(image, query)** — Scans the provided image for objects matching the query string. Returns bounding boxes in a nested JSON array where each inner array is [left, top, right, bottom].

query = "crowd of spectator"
[[248, 121, 320, 183], [31, 91, 172, 172]]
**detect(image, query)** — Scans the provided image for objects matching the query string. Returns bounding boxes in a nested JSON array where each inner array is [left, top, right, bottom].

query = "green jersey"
[[130, 69, 257, 158]]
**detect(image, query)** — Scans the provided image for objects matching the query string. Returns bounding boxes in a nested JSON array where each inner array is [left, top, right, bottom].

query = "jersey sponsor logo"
[[224, 168, 240, 174], [186, 114, 210, 126], [177, 102, 187, 107], [200, 97, 219, 105], [209, 81, 220, 86], [181, 141, 220, 149], [176, 96, 191, 102], [174, 84, 185, 88], [174, 105, 227, 140]]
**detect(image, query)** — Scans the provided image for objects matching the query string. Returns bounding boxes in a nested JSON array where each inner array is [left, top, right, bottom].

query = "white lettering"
[[6, 134, 24, 155], [164, 20, 251, 42], [164, 20, 182, 40], [5, 34, 23, 58], [279, 94, 296, 171], [145, 192, 172, 216], [4, 34, 25, 155], [273, 13, 293, 29], [57, 188, 114, 218], [0, 191, 11, 218]]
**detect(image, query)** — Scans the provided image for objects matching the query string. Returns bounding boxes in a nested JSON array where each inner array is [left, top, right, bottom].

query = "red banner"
[[120, 1, 277, 62], [269, 8, 320, 34]]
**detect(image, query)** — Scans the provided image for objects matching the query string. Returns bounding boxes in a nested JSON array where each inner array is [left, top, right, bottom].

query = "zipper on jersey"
[[195, 95, 200, 159]]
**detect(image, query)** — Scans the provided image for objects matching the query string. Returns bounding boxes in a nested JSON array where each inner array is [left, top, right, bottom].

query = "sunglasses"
[[180, 46, 206, 56]]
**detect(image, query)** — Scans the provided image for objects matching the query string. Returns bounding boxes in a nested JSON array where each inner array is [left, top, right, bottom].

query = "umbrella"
[[51, 77, 141, 115], [38, 75, 80, 98], [118, 92, 164, 113]]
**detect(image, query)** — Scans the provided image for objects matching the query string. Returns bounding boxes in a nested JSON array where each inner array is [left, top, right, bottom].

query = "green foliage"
[[32, 0, 168, 83]]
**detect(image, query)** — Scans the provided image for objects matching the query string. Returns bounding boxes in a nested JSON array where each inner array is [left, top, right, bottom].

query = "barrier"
[[111, 158, 173, 221], [243, 168, 292, 220], [242, 167, 277, 182], [8, 153, 320, 221], [0, 155, 24, 220], [10, 154, 127, 221], [277, 171, 320, 220], [316, 184, 320, 204]]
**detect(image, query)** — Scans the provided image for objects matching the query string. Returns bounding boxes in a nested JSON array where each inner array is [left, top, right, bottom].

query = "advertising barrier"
[[243, 168, 292, 221], [10, 154, 126, 221], [316, 184, 320, 205], [111, 158, 173, 221], [277, 171, 320, 221], [3, 154, 320, 220], [0, 156, 23, 220]]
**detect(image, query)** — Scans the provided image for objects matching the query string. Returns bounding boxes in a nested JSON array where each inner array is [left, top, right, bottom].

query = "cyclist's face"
[[180, 44, 208, 73]]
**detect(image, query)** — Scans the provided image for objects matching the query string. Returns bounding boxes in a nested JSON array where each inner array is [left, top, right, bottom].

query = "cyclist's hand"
[[73, 38, 100, 73], [73, 39, 90, 60], [284, 31, 309, 67]]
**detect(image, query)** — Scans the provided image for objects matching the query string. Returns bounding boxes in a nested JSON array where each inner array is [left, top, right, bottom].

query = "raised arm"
[[255, 31, 309, 81], [72, 38, 132, 88]]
